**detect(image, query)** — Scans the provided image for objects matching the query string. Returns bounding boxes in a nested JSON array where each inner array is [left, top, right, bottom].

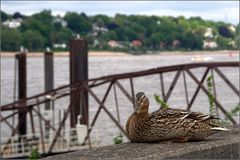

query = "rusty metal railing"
[[1, 61, 239, 158]]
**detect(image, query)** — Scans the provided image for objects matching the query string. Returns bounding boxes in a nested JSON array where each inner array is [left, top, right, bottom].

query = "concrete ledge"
[[44, 126, 240, 160]]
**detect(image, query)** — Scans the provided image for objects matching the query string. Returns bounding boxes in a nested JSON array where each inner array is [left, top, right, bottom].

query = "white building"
[[203, 40, 218, 49], [92, 23, 108, 32], [53, 17, 67, 27], [53, 43, 67, 49], [228, 25, 236, 32], [204, 28, 214, 38], [3, 19, 22, 28], [229, 41, 235, 47]]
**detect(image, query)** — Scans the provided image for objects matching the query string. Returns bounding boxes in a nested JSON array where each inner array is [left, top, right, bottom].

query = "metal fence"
[[1, 61, 239, 158]]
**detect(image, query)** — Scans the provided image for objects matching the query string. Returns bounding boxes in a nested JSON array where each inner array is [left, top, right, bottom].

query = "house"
[[172, 40, 181, 49], [131, 40, 142, 47], [203, 40, 217, 49], [91, 23, 108, 38], [204, 28, 214, 38], [159, 42, 166, 49], [229, 41, 235, 47], [93, 40, 100, 46], [53, 43, 67, 49], [108, 40, 119, 47], [53, 17, 67, 27], [3, 19, 22, 28], [228, 25, 236, 32], [108, 40, 122, 48], [92, 23, 108, 32]]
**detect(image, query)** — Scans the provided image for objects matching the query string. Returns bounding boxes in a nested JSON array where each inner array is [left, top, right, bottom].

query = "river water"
[[1, 52, 239, 146]]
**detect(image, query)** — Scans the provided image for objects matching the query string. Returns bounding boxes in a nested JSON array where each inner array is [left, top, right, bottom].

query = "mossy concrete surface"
[[43, 126, 240, 160]]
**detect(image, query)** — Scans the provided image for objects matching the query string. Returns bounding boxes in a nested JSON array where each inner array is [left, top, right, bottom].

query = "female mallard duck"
[[126, 92, 228, 143]]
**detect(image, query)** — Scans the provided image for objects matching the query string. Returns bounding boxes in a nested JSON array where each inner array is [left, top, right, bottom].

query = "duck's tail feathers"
[[211, 127, 230, 131]]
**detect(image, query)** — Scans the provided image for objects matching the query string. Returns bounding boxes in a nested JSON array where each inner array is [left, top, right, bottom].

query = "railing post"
[[15, 52, 27, 136], [69, 38, 88, 127], [44, 48, 54, 136]]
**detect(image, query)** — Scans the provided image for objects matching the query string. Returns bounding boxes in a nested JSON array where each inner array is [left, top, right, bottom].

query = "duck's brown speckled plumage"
[[126, 92, 227, 143]]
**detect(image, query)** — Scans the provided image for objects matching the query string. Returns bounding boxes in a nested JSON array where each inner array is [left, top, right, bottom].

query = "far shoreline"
[[0, 50, 239, 57]]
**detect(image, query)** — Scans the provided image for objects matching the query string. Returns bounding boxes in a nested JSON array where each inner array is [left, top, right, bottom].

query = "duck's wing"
[[150, 108, 190, 119], [150, 108, 217, 121], [187, 111, 218, 121], [125, 114, 133, 135]]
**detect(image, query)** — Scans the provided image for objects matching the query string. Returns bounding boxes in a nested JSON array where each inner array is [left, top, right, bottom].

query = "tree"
[[1, 11, 9, 22], [149, 32, 166, 49], [53, 22, 63, 31], [115, 14, 128, 26], [216, 36, 232, 49], [20, 11, 54, 47], [13, 12, 26, 19], [124, 28, 138, 41], [194, 25, 206, 36], [22, 30, 45, 51], [1, 27, 21, 51], [64, 12, 92, 34], [102, 30, 117, 41], [96, 17, 105, 28], [235, 23, 240, 48], [1, 10, 238, 52], [106, 23, 119, 30], [92, 14, 111, 26], [181, 32, 203, 50], [51, 28, 72, 44], [32, 10, 53, 24], [236, 23, 240, 35], [21, 19, 51, 46], [218, 26, 233, 38], [115, 27, 127, 41]]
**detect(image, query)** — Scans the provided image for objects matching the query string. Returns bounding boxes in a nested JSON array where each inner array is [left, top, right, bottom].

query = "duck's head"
[[134, 92, 149, 114]]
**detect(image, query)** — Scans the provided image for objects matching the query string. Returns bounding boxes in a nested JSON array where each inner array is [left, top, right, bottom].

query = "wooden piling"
[[69, 38, 88, 127], [44, 50, 54, 136], [15, 52, 27, 135]]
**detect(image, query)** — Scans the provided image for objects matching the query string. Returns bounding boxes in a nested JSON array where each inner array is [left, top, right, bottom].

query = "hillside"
[[1, 10, 239, 52]]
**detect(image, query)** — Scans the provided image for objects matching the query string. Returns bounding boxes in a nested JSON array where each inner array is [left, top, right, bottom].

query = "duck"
[[126, 92, 229, 143]]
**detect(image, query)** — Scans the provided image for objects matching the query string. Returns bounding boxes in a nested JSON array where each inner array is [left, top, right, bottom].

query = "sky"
[[1, 1, 239, 25]]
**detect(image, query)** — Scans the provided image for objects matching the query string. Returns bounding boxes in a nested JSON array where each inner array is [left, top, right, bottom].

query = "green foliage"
[[51, 28, 72, 44], [115, 28, 127, 41], [103, 30, 117, 40], [28, 148, 40, 159], [149, 32, 166, 49], [64, 12, 92, 34], [216, 36, 232, 49], [206, 75, 216, 116], [218, 26, 234, 38], [22, 30, 45, 51], [1, 10, 238, 52], [1, 11, 9, 22], [181, 31, 203, 50], [206, 75, 240, 125], [20, 10, 54, 47], [1, 27, 21, 51], [113, 133, 123, 144], [154, 94, 169, 109], [32, 10, 53, 24], [222, 104, 240, 125], [227, 104, 240, 119], [92, 14, 111, 26]]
